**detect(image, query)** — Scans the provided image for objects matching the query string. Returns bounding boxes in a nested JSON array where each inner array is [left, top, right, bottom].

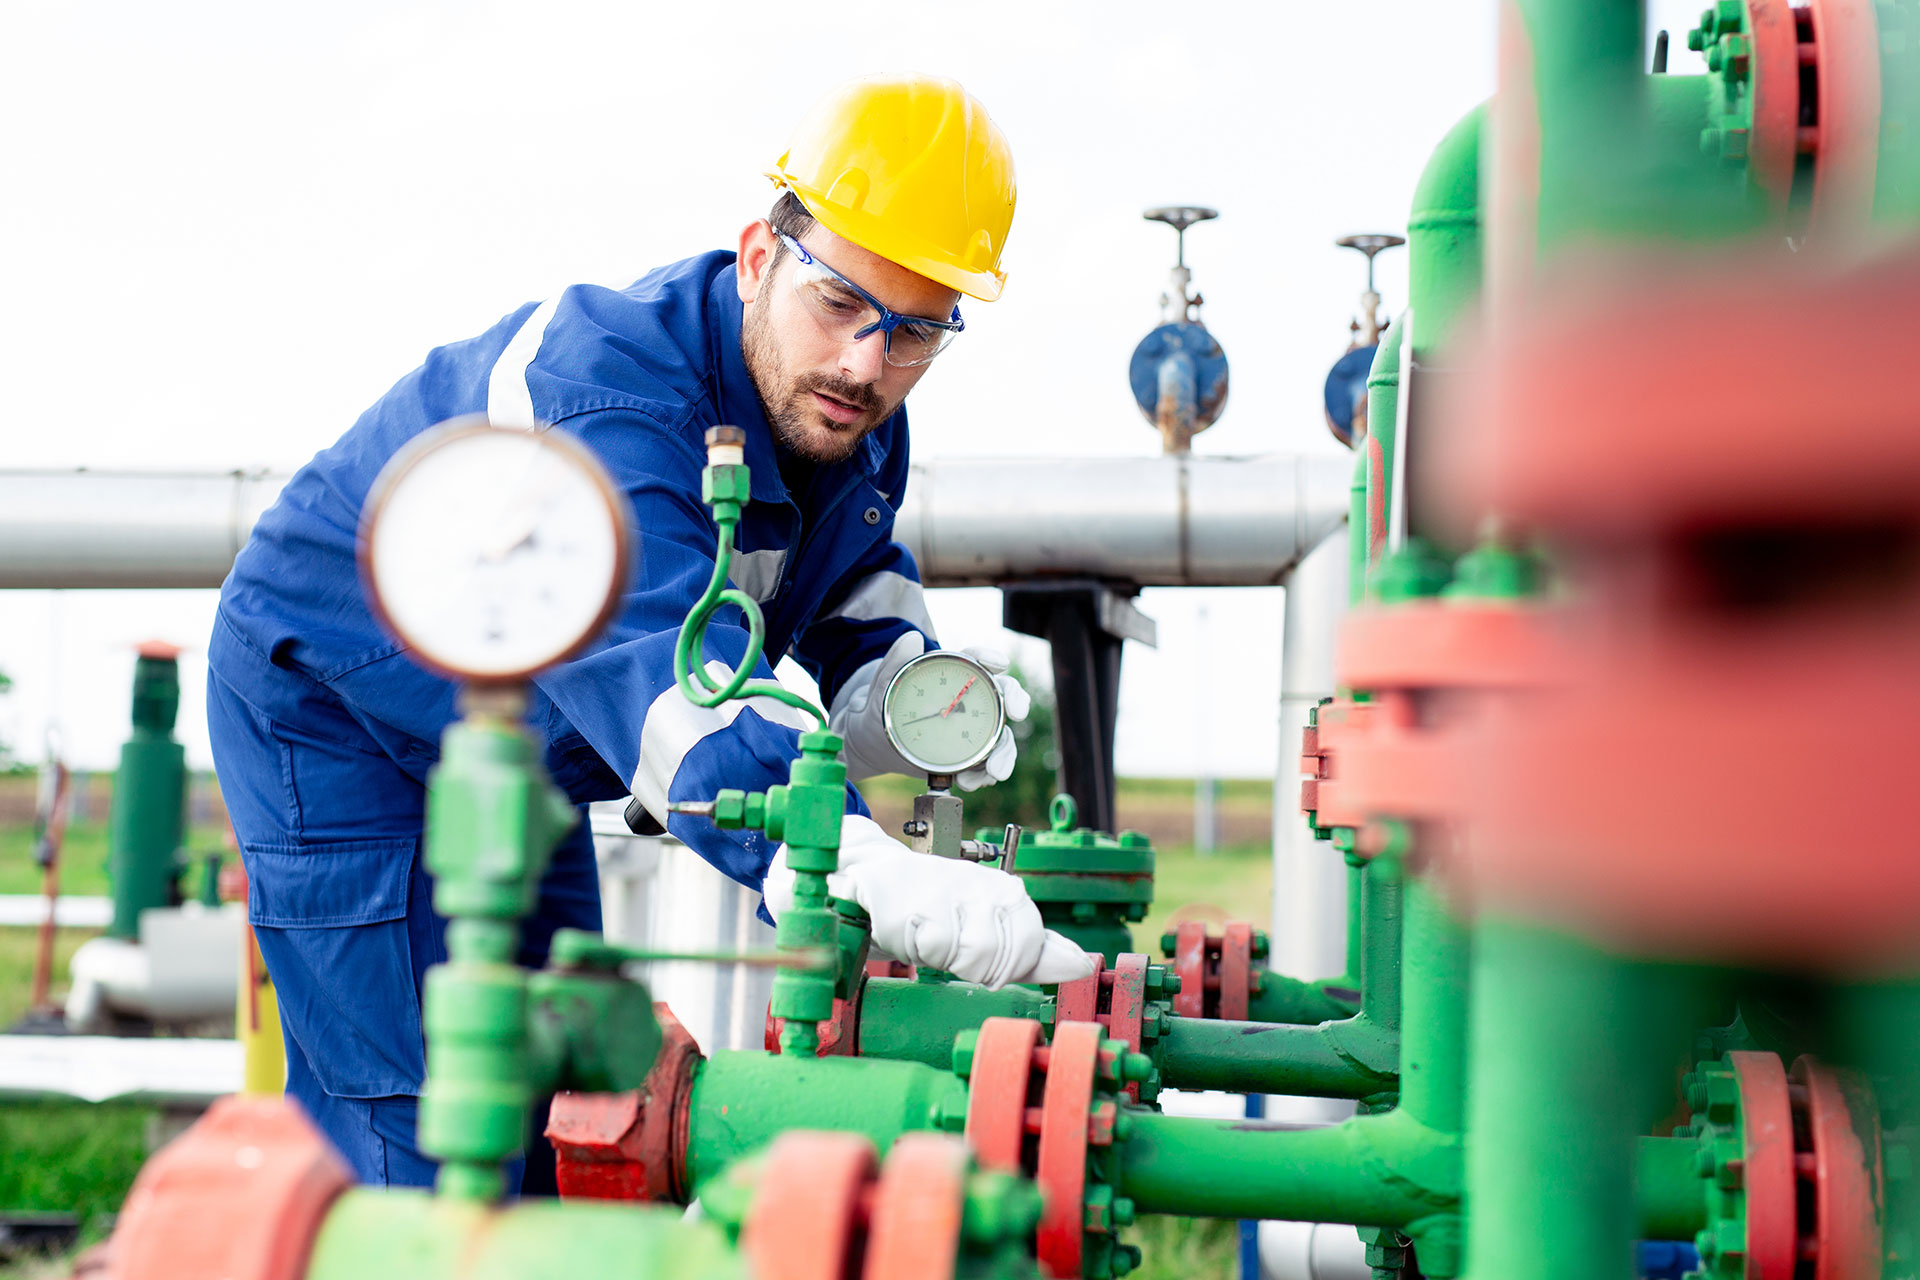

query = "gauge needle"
[[940, 677, 977, 718]]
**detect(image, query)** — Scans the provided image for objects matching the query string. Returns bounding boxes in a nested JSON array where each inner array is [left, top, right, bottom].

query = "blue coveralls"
[[208, 251, 937, 1185]]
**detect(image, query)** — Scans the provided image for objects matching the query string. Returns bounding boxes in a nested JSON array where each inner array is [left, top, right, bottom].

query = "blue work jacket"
[[213, 250, 936, 928]]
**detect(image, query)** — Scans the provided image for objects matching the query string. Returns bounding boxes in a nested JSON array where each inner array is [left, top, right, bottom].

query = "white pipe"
[[899, 453, 1353, 586], [0, 1035, 240, 1105], [0, 453, 1351, 590], [1258, 1221, 1371, 1280], [1268, 523, 1357, 1129], [0, 469, 286, 588]]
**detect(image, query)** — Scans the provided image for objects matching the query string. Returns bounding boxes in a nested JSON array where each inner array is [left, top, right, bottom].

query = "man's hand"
[[762, 814, 1094, 990], [831, 632, 1031, 786]]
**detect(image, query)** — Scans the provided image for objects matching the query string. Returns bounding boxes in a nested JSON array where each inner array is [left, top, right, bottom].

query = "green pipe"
[[107, 651, 186, 940], [1359, 321, 1405, 578], [1461, 919, 1684, 1280], [1114, 1108, 1454, 1227], [857, 978, 1047, 1070], [1407, 106, 1486, 361], [1397, 878, 1467, 1134], [1344, 855, 1364, 981], [1359, 857, 1403, 1034], [1634, 1135, 1708, 1243], [681, 1050, 967, 1193], [1246, 970, 1357, 1025], [307, 1187, 744, 1280], [1348, 450, 1371, 603], [1156, 1017, 1395, 1099]]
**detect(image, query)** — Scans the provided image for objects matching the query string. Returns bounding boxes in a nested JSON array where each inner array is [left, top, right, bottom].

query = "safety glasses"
[[774, 230, 964, 368]]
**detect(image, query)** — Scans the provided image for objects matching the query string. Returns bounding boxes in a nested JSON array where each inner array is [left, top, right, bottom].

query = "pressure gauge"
[[359, 417, 631, 683], [882, 651, 1006, 777]]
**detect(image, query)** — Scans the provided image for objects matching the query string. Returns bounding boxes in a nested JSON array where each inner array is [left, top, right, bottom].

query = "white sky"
[[0, 0, 1705, 777]]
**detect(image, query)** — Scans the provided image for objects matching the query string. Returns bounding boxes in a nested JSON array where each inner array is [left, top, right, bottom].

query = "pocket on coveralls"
[[246, 838, 427, 1099]]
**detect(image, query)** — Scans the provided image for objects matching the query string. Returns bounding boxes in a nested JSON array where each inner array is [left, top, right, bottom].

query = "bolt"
[[1723, 32, 1751, 77], [1695, 1229, 1717, 1261], [1720, 127, 1750, 161], [1689, 25, 1708, 50], [1085, 1184, 1114, 1232], [1160, 931, 1177, 955], [1072, 903, 1098, 924], [1714, 0, 1742, 32], [1113, 1112, 1135, 1142], [1696, 1145, 1718, 1176], [1701, 126, 1723, 156], [953, 1029, 979, 1079], [1163, 972, 1182, 994], [1112, 1244, 1143, 1276], [1122, 1051, 1156, 1082], [1113, 1197, 1137, 1226]]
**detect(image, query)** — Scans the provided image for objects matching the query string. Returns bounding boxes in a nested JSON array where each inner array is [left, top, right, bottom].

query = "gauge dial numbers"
[[881, 651, 1007, 776], [359, 417, 632, 683]]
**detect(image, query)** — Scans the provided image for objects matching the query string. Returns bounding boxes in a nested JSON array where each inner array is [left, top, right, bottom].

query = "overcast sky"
[[0, 0, 1702, 779]]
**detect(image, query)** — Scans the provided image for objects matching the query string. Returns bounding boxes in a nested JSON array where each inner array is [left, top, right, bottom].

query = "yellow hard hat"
[[767, 74, 1016, 302]]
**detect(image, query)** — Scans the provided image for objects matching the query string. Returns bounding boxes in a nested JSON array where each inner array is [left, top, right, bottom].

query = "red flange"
[[863, 1133, 969, 1280], [1217, 925, 1253, 1023], [86, 1096, 352, 1280], [1728, 1051, 1798, 1280], [965, 1017, 1044, 1173], [1791, 1057, 1884, 1280], [1101, 954, 1148, 1101], [1745, 0, 1803, 205], [1055, 953, 1106, 1027], [1035, 1021, 1099, 1280], [1170, 923, 1208, 1020], [764, 993, 860, 1057], [548, 1003, 700, 1202], [740, 1131, 878, 1280], [1805, 0, 1882, 238]]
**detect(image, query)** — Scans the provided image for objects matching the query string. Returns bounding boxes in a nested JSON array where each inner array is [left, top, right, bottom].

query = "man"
[[207, 74, 1093, 1188]]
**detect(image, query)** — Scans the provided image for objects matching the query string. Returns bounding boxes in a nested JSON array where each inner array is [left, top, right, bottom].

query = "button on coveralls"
[[209, 252, 937, 1185]]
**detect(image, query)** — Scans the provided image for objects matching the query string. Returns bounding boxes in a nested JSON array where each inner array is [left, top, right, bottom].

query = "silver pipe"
[[1267, 523, 1357, 1129], [0, 452, 1350, 590], [897, 453, 1353, 587], [0, 469, 287, 589]]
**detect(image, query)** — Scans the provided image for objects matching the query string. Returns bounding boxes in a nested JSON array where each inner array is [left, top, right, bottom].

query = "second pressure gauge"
[[882, 650, 1006, 777], [359, 418, 631, 683]]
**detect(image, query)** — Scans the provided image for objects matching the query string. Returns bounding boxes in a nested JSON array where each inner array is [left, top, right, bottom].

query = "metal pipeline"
[[0, 469, 285, 589], [0, 452, 1349, 590]]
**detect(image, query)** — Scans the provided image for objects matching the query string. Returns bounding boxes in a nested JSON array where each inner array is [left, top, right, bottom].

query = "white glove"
[[830, 632, 1032, 788], [762, 814, 1094, 990]]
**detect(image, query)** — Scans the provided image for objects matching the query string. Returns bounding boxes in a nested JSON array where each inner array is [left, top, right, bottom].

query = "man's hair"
[[766, 191, 818, 270]]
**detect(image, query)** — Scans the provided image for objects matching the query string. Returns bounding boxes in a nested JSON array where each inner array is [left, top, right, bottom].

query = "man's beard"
[[742, 293, 894, 465]]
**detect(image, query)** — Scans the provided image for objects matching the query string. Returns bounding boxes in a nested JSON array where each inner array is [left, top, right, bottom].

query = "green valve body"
[[1011, 796, 1153, 963], [107, 650, 187, 940], [417, 701, 588, 1199], [307, 1188, 744, 1280]]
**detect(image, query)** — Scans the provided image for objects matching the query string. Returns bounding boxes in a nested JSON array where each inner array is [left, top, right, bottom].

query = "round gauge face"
[[881, 651, 1007, 776], [359, 418, 630, 683]]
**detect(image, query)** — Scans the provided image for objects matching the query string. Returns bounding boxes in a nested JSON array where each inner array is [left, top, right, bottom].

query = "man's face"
[[737, 219, 960, 466]]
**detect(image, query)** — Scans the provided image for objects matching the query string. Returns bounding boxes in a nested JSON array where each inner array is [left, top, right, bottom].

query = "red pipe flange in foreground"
[[82, 1096, 352, 1280], [1791, 1057, 1884, 1280], [1745, 0, 1804, 204], [965, 1017, 1044, 1173], [1034, 1021, 1101, 1279], [740, 1131, 878, 1280], [1055, 953, 1106, 1027], [864, 1133, 970, 1280], [1728, 1051, 1799, 1280], [549, 1003, 700, 1202], [1804, 0, 1882, 237]]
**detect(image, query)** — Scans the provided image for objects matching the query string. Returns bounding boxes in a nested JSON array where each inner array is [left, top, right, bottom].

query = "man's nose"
[[837, 327, 887, 384]]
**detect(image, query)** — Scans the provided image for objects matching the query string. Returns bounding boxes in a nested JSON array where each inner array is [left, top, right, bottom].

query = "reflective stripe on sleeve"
[[729, 548, 787, 603], [486, 294, 564, 430], [821, 571, 937, 638], [629, 660, 820, 828]]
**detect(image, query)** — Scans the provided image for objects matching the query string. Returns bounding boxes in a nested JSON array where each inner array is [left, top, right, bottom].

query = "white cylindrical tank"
[[1259, 1221, 1371, 1280], [589, 803, 775, 1054]]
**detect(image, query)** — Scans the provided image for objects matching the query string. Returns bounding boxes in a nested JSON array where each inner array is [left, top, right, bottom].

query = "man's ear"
[[737, 219, 778, 304]]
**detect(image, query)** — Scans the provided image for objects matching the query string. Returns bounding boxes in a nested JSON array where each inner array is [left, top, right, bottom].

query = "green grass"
[[0, 824, 110, 898], [1133, 1215, 1243, 1280], [0, 1104, 151, 1275], [0, 927, 100, 1030]]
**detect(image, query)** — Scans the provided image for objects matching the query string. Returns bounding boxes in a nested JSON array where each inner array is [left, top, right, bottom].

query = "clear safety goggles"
[[775, 230, 965, 368]]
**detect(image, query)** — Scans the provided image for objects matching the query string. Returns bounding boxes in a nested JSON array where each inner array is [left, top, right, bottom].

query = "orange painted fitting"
[[85, 1095, 351, 1280], [1442, 255, 1920, 539], [548, 1003, 699, 1202], [1745, 0, 1804, 204], [863, 1134, 970, 1280], [1804, 0, 1882, 238], [1791, 1058, 1884, 1280], [740, 1132, 879, 1280], [1166, 923, 1257, 1022], [1301, 698, 1379, 831]]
